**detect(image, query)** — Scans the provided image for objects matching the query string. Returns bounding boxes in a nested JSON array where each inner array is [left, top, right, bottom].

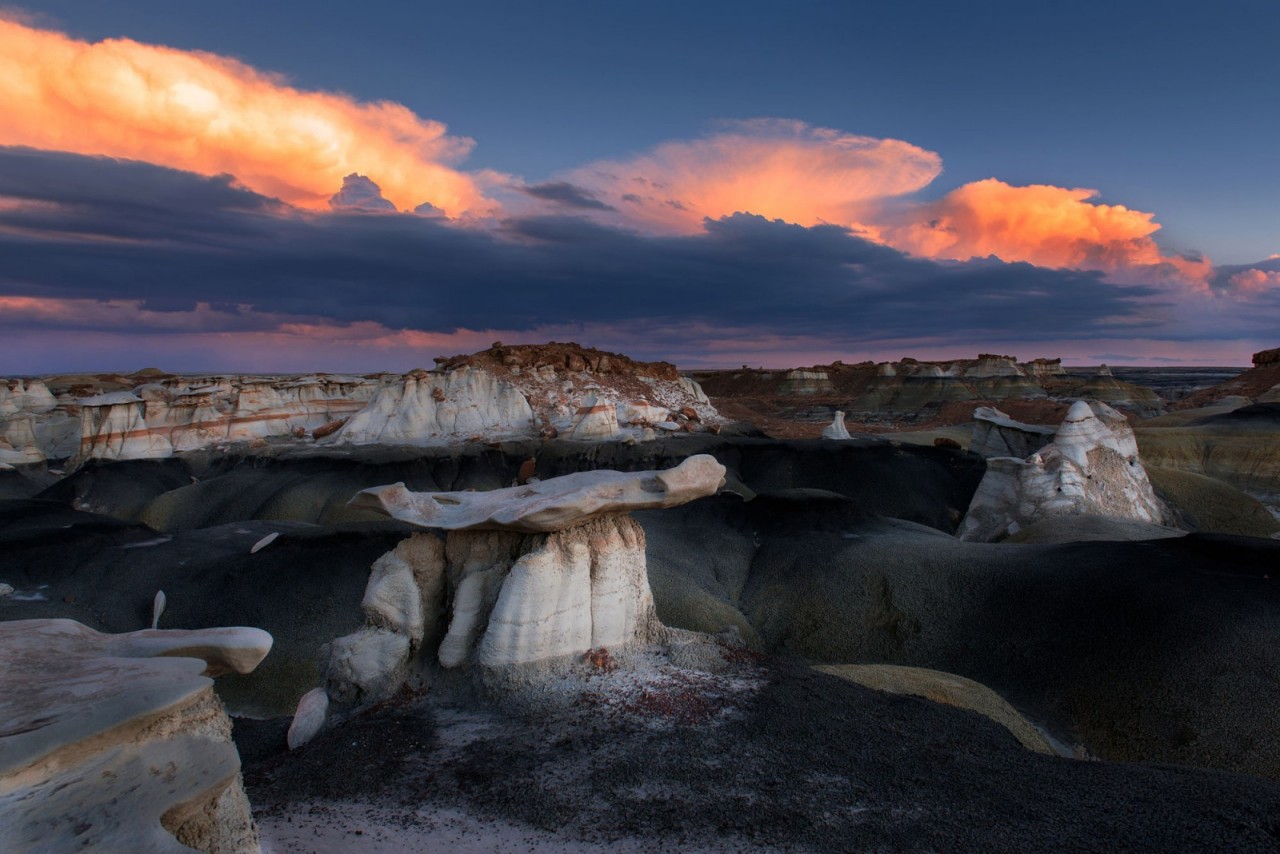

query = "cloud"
[[552, 122, 1212, 286], [0, 17, 493, 215], [0, 147, 1170, 372], [561, 118, 943, 234], [1226, 268, 1280, 294], [868, 179, 1171, 268], [519, 181, 616, 211], [329, 174, 397, 213]]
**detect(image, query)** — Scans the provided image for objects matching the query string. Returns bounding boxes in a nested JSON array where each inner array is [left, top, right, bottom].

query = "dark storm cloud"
[[0, 147, 1162, 343], [519, 181, 616, 211]]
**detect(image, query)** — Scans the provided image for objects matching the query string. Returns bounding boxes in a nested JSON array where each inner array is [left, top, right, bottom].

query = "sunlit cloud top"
[[0, 17, 493, 215], [561, 119, 942, 234]]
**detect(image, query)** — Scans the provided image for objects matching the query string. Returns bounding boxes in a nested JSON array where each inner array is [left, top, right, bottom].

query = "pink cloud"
[[560, 119, 942, 234]]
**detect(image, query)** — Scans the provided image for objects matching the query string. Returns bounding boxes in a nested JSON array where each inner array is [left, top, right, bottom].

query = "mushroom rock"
[[570, 394, 619, 439], [959, 400, 1170, 542], [969, 406, 1056, 459], [291, 456, 726, 746], [822, 411, 852, 440], [0, 619, 272, 852]]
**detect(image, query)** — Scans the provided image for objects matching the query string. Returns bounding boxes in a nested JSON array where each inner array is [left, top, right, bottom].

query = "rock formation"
[[821, 411, 852, 439], [331, 366, 535, 445], [968, 406, 1056, 459], [289, 455, 726, 747], [1177, 346, 1280, 408], [76, 374, 377, 464], [4, 344, 720, 464], [959, 400, 1170, 542], [330, 343, 719, 446], [0, 619, 272, 852], [569, 394, 620, 439], [692, 353, 1171, 429]]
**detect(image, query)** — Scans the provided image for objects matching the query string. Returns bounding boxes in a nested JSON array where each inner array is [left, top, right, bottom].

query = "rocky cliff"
[[959, 401, 1170, 541], [694, 354, 1166, 431]]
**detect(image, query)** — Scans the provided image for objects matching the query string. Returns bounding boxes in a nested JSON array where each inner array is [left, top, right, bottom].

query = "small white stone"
[[287, 688, 330, 750]]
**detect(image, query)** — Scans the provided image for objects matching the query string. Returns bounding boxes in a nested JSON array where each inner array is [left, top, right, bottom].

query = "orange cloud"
[[562, 119, 942, 233], [0, 18, 492, 215], [867, 179, 1169, 269], [562, 123, 1207, 283]]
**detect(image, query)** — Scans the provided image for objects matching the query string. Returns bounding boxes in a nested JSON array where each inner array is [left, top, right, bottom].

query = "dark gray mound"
[[37, 458, 194, 518], [39, 437, 985, 534], [241, 662, 1280, 852], [0, 468, 46, 500], [1190, 401, 1280, 426], [642, 494, 1280, 781], [0, 502, 411, 716]]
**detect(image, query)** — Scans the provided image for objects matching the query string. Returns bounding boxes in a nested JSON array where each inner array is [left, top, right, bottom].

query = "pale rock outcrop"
[[291, 456, 725, 746], [969, 406, 1055, 459], [0, 379, 56, 416], [0, 619, 272, 853], [79, 391, 174, 461], [570, 394, 620, 439], [822, 411, 852, 440], [0, 414, 45, 466], [333, 367, 534, 445], [620, 400, 672, 425], [1024, 357, 1066, 378], [959, 401, 1170, 542], [76, 374, 376, 463], [777, 370, 835, 395]]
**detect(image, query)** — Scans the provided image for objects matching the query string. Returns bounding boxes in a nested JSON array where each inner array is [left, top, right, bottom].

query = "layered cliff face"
[[288, 455, 726, 748], [694, 354, 1166, 431], [76, 374, 378, 463], [959, 401, 1170, 542], [0, 620, 272, 853], [23, 344, 718, 463], [1176, 346, 1280, 408]]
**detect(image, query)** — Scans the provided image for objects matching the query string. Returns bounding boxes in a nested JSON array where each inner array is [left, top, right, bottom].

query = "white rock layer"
[[959, 400, 1170, 542], [333, 367, 534, 445]]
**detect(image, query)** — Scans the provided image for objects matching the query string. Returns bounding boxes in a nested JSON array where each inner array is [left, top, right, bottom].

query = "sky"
[[1, 0, 1278, 372]]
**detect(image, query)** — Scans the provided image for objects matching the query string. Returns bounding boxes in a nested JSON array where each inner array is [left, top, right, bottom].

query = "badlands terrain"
[[3, 342, 1280, 852]]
